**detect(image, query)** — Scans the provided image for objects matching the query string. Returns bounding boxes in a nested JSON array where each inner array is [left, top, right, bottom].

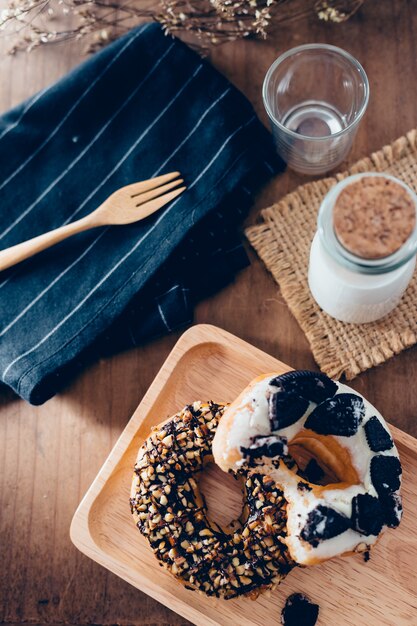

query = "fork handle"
[[0, 215, 95, 272]]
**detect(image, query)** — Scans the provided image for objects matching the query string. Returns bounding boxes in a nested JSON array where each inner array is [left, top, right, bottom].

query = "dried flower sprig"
[[0, 0, 366, 55], [315, 0, 365, 23]]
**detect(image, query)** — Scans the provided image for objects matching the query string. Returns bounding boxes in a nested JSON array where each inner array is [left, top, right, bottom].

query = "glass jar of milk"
[[308, 173, 417, 323]]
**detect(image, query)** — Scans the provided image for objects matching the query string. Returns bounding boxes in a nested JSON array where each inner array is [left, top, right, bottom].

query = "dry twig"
[[0, 0, 366, 55]]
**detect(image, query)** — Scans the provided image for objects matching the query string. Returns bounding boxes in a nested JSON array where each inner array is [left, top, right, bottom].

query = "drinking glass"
[[262, 44, 369, 175]]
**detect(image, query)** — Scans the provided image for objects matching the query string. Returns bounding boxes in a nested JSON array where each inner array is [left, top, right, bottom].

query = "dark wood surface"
[[1, 2, 417, 625]]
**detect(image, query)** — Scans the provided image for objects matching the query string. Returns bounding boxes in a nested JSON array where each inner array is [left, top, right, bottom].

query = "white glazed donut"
[[212, 370, 402, 566]]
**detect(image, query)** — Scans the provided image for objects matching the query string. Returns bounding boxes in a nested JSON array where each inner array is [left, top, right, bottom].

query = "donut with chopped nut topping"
[[130, 401, 294, 599]]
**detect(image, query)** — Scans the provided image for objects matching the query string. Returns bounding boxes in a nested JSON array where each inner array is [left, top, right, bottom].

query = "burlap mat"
[[245, 130, 417, 380]]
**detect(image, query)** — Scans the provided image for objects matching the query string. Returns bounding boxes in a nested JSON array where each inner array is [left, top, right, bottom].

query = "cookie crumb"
[[281, 592, 319, 626], [302, 458, 325, 483]]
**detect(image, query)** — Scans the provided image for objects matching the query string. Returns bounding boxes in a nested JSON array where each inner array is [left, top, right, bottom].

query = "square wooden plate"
[[70, 324, 417, 625]]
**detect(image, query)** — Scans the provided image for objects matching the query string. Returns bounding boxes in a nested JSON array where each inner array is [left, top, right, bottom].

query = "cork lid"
[[333, 176, 416, 259]]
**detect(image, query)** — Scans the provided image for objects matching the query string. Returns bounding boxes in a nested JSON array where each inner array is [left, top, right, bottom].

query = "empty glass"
[[262, 44, 369, 175]]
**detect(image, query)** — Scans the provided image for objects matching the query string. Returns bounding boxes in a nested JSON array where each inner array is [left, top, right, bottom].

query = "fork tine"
[[135, 178, 184, 206], [126, 172, 181, 197], [136, 186, 186, 220]]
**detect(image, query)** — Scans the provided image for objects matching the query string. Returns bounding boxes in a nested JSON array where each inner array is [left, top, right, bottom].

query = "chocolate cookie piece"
[[302, 459, 325, 483], [351, 494, 384, 536], [270, 370, 337, 405], [380, 492, 403, 528], [300, 505, 350, 547], [370, 455, 402, 496], [281, 593, 319, 626], [269, 391, 309, 431], [241, 435, 288, 461], [364, 416, 394, 452], [304, 393, 365, 437]]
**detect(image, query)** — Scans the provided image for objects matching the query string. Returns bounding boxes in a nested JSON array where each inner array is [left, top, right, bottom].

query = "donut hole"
[[288, 443, 339, 486], [288, 430, 360, 488], [199, 462, 244, 531]]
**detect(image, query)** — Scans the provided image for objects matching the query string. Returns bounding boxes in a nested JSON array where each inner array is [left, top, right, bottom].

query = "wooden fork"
[[0, 172, 186, 272]]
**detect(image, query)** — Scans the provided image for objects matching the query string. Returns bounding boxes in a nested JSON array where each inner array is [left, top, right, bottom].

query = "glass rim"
[[262, 43, 370, 143], [317, 172, 417, 274]]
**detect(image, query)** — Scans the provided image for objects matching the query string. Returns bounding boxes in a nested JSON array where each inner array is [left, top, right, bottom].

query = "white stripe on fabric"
[[157, 303, 171, 332], [170, 115, 256, 196], [0, 85, 51, 142], [62, 63, 204, 226], [0, 38, 175, 242], [263, 160, 275, 174], [3, 117, 255, 381], [0, 231, 107, 337], [0, 63, 203, 334], [0, 24, 148, 196], [152, 87, 231, 176], [0, 274, 11, 289], [159, 284, 180, 297], [181, 287, 190, 312]]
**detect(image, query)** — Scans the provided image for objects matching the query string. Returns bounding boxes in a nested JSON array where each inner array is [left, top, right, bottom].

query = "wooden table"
[[1, 2, 417, 625]]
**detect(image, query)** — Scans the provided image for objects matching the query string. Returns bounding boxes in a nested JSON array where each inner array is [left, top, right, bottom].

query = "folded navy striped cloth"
[[0, 23, 282, 404]]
